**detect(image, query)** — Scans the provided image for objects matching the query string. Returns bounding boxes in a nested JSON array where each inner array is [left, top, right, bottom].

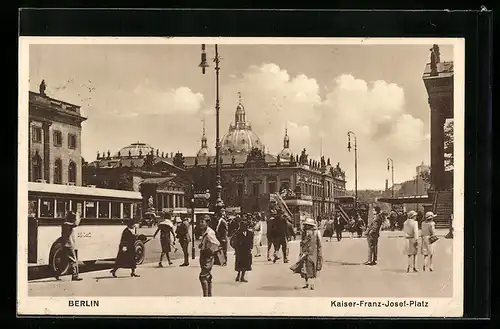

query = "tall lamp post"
[[387, 158, 394, 198], [199, 44, 224, 215], [347, 131, 358, 206], [190, 183, 196, 259]]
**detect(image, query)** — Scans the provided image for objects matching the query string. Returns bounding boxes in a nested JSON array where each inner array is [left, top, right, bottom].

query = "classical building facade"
[[28, 81, 87, 186], [181, 95, 347, 218], [83, 142, 189, 212]]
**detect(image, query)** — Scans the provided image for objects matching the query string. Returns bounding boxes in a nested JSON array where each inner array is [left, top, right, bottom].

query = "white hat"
[[303, 218, 317, 227], [425, 211, 437, 220], [407, 210, 417, 219]]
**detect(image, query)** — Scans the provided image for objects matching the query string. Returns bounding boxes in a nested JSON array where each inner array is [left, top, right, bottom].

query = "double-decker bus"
[[27, 182, 147, 276]]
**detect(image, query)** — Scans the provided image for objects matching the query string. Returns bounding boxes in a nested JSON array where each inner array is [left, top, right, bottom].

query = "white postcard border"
[[17, 37, 465, 317]]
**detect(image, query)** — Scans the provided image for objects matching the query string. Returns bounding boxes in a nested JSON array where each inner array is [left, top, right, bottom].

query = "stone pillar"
[[430, 99, 446, 190], [42, 122, 52, 182]]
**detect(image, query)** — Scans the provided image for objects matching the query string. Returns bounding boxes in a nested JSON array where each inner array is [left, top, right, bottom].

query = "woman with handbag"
[[421, 211, 438, 271], [290, 218, 323, 290], [403, 211, 419, 273]]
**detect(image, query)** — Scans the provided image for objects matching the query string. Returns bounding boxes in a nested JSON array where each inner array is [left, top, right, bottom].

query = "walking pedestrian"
[[322, 216, 334, 242], [364, 206, 383, 266], [290, 218, 323, 290], [252, 218, 262, 257], [421, 211, 437, 271], [355, 214, 365, 238], [198, 215, 220, 297], [389, 210, 398, 231], [176, 215, 191, 267], [333, 213, 345, 241], [110, 219, 140, 278], [266, 215, 276, 261], [231, 220, 254, 282], [56, 210, 82, 281], [403, 210, 419, 273], [215, 208, 228, 266], [272, 209, 289, 263], [153, 214, 175, 267]]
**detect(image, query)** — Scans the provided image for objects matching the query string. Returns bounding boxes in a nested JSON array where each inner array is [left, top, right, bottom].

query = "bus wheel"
[[134, 240, 145, 265], [83, 260, 97, 265], [49, 242, 69, 276]]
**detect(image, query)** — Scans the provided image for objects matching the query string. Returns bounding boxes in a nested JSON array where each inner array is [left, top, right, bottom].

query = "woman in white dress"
[[252, 218, 262, 257], [403, 210, 419, 273], [421, 211, 437, 271]]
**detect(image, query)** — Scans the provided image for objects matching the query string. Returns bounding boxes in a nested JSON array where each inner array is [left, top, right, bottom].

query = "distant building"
[[28, 82, 87, 186], [182, 94, 347, 218], [83, 142, 189, 212]]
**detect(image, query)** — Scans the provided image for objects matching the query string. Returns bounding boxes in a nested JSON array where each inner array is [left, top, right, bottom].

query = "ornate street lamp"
[[199, 44, 224, 215], [387, 158, 394, 198], [347, 131, 358, 204]]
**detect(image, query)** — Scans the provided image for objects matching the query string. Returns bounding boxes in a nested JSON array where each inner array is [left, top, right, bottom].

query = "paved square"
[[28, 232, 453, 298]]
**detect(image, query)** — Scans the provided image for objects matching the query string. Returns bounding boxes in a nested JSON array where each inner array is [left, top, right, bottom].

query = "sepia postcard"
[[18, 37, 464, 317]]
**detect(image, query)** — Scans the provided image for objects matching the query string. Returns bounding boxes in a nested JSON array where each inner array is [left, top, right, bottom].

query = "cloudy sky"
[[28, 42, 453, 190]]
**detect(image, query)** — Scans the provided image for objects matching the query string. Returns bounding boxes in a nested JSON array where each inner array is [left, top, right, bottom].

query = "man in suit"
[[364, 206, 384, 265], [58, 210, 82, 281], [215, 207, 228, 266], [176, 215, 191, 267], [333, 213, 345, 241], [266, 214, 276, 261], [272, 209, 289, 263]]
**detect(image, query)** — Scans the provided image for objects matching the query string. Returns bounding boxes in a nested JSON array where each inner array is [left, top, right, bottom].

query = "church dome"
[[116, 142, 154, 157], [221, 128, 263, 154], [220, 92, 264, 155]]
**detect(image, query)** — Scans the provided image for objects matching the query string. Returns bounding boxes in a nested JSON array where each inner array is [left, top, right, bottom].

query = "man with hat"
[[214, 205, 228, 266], [198, 214, 220, 297], [272, 208, 289, 263], [176, 212, 191, 267], [57, 210, 82, 281], [364, 205, 384, 266]]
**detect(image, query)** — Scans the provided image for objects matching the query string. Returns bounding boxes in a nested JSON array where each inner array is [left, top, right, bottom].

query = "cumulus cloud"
[[133, 83, 204, 115]]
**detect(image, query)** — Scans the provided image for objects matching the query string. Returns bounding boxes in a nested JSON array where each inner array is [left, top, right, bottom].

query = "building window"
[[32, 126, 42, 143], [268, 181, 276, 194], [68, 161, 77, 184], [54, 159, 63, 184], [68, 134, 77, 149], [32, 153, 42, 181], [237, 183, 244, 197], [252, 183, 260, 196], [53, 130, 62, 147], [280, 181, 290, 191]]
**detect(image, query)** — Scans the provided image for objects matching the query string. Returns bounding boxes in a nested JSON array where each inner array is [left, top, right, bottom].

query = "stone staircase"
[[433, 189, 453, 229]]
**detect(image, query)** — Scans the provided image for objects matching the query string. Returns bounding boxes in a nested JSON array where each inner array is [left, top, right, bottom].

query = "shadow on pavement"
[[258, 285, 300, 291], [325, 260, 364, 266]]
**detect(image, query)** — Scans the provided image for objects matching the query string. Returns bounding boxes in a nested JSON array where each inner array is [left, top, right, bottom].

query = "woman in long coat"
[[322, 217, 334, 241], [291, 218, 323, 290], [231, 221, 254, 282], [421, 211, 437, 271], [111, 219, 139, 277]]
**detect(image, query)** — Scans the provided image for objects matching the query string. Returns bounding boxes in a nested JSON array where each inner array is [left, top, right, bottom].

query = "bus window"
[[28, 199, 37, 218], [85, 201, 97, 218], [71, 201, 84, 216], [55, 200, 69, 218], [99, 201, 110, 218], [40, 199, 54, 218], [123, 203, 131, 219], [111, 202, 121, 219]]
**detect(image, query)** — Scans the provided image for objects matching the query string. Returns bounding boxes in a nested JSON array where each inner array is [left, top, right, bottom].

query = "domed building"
[[183, 93, 348, 221], [220, 93, 265, 155], [83, 141, 190, 212]]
